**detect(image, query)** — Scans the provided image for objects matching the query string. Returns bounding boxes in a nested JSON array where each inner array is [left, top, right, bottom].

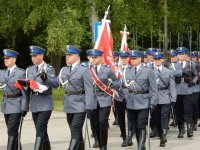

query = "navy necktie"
[[134, 67, 137, 75], [95, 67, 98, 75], [69, 66, 72, 73], [7, 70, 10, 76], [181, 62, 183, 68]]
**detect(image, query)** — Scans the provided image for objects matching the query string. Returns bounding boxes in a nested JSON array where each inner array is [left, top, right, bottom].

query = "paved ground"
[[0, 111, 200, 150]]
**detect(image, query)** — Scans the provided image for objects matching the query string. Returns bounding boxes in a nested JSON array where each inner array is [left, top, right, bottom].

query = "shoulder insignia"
[[81, 62, 88, 67]]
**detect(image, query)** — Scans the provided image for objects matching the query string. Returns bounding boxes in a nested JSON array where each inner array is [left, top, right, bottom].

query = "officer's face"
[[66, 54, 79, 65], [31, 54, 44, 65], [114, 56, 119, 62], [177, 53, 186, 61], [154, 58, 163, 66], [171, 56, 177, 62], [144, 57, 148, 62], [4, 57, 16, 68], [120, 57, 129, 65], [147, 54, 154, 62], [130, 57, 141, 67], [192, 57, 197, 62], [91, 56, 103, 66]]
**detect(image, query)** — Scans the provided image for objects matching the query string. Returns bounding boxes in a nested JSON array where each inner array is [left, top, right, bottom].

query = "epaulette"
[[19, 68, 25, 72], [81, 62, 88, 67], [47, 64, 53, 68], [27, 65, 34, 68]]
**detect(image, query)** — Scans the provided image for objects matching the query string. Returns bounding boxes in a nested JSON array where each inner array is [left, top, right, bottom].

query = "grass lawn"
[[0, 88, 64, 112]]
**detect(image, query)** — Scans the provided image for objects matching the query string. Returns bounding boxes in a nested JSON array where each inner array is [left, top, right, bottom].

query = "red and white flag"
[[117, 25, 130, 79], [29, 80, 48, 93], [120, 25, 129, 51], [94, 19, 116, 72]]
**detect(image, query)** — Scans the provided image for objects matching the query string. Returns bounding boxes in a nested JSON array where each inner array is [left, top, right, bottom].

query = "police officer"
[[146, 48, 158, 138], [112, 51, 120, 126], [191, 51, 200, 130], [146, 48, 157, 69], [168, 50, 178, 127], [153, 52, 176, 147], [26, 46, 59, 149], [0, 49, 28, 150], [142, 51, 148, 67], [124, 50, 157, 150], [174, 47, 197, 138], [59, 45, 94, 150], [115, 50, 130, 147], [90, 49, 120, 150]]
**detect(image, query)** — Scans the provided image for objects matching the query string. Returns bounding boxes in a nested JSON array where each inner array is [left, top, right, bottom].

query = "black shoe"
[[150, 129, 156, 138], [121, 139, 128, 147], [178, 130, 184, 138], [187, 124, 193, 138], [160, 140, 166, 147], [198, 123, 200, 127], [160, 129, 167, 147], [93, 136, 99, 148], [127, 131, 133, 146]]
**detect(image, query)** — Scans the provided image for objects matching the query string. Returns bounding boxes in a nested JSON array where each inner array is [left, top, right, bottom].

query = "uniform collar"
[[37, 61, 44, 70], [71, 61, 80, 71], [155, 65, 162, 71], [7, 65, 16, 74]]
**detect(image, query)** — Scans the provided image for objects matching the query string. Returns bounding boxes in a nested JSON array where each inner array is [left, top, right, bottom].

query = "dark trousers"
[[192, 92, 199, 124], [67, 112, 86, 140], [127, 109, 135, 132], [115, 101, 126, 139], [127, 109, 148, 131], [32, 110, 52, 138], [92, 104, 111, 131], [4, 113, 21, 136], [176, 95, 193, 125], [155, 104, 170, 133]]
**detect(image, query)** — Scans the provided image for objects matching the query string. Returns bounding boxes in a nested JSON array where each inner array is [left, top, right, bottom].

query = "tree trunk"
[[50, 52, 61, 75], [164, 0, 168, 55]]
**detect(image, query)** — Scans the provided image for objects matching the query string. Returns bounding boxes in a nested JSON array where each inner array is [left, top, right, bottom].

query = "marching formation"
[[0, 45, 200, 150]]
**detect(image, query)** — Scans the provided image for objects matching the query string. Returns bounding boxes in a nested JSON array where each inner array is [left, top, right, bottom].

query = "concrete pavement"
[[0, 111, 200, 150]]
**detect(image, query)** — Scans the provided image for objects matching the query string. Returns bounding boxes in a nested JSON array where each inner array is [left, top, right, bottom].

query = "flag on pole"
[[94, 6, 116, 72], [116, 25, 130, 79], [120, 25, 129, 51]]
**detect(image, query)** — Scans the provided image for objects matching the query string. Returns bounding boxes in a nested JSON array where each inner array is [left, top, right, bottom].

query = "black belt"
[[129, 90, 149, 94], [65, 90, 85, 95], [3, 92, 22, 98], [158, 87, 168, 91], [32, 91, 51, 95]]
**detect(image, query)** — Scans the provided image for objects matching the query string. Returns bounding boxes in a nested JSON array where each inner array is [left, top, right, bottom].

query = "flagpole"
[[103, 5, 110, 20]]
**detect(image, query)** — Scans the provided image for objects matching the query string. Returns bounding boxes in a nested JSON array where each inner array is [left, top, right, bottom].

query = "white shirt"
[[156, 65, 163, 72], [71, 61, 80, 71], [37, 61, 45, 71], [133, 64, 141, 72], [179, 61, 186, 68], [121, 64, 128, 70], [8, 65, 16, 74], [94, 64, 101, 73]]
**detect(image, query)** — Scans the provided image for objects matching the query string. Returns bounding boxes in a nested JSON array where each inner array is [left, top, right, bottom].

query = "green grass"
[[0, 88, 65, 112]]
